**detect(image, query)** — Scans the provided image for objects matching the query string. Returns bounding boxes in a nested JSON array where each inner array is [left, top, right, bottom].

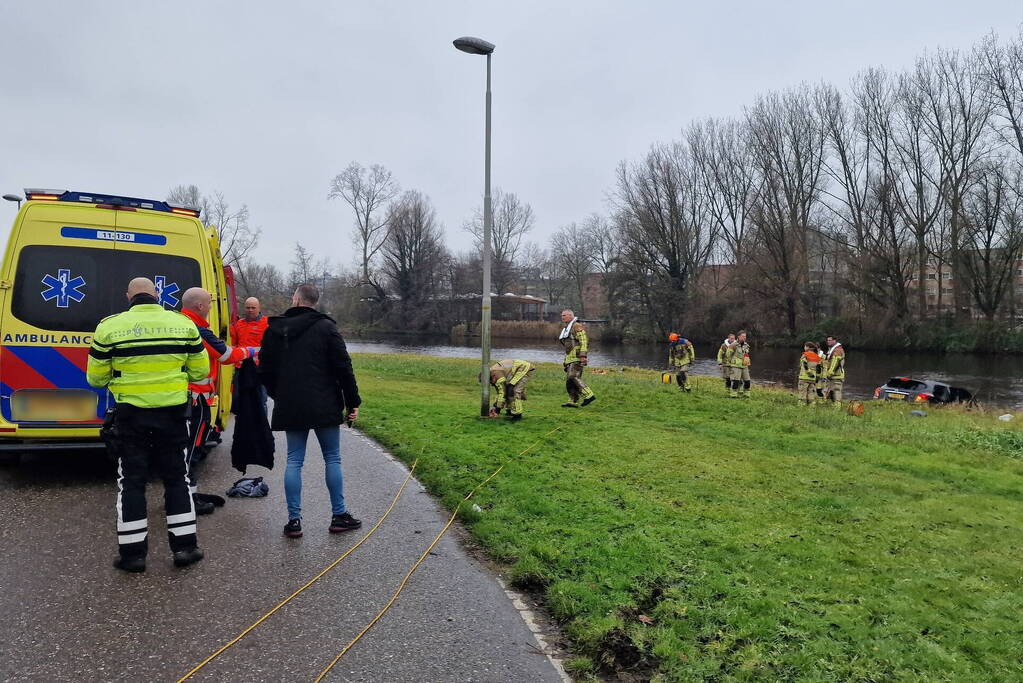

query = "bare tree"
[[463, 188, 535, 294], [690, 118, 757, 264], [167, 185, 260, 265], [960, 161, 1023, 320], [744, 88, 828, 335], [536, 249, 568, 310], [233, 257, 291, 313], [823, 73, 915, 322], [380, 191, 448, 325], [913, 48, 995, 319], [550, 223, 595, 316], [977, 29, 1023, 163], [288, 242, 333, 294], [517, 242, 545, 297], [327, 162, 400, 290], [614, 140, 718, 333], [587, 214, 628, 325]]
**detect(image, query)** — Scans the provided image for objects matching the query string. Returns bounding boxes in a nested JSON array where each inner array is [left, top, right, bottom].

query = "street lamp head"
[[2, 194, 22, 203], [453, 36, 495, 55]]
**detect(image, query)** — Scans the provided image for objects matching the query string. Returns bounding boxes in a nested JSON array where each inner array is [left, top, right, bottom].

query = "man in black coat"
[[258, 284, 362, 539]]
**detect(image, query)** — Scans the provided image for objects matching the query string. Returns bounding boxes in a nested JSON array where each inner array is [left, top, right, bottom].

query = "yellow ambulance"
[[0, 189, 235, 462]]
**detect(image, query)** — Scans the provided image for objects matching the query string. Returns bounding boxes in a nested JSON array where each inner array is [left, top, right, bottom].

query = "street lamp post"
[[453, 36, 496, 417]]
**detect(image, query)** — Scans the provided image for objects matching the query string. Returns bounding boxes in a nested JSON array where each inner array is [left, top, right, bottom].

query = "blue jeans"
[[284, 426, 345, 520]]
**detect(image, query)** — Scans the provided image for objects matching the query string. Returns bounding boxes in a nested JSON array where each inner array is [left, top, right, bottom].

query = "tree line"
[[187, 28, 1023, 346]]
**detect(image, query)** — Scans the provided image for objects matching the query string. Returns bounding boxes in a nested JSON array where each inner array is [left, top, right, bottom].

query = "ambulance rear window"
[[11, 245, 202, 333]]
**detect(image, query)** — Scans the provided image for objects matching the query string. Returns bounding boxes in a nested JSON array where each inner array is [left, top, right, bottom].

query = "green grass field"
[[351, 353, 1023, 681]]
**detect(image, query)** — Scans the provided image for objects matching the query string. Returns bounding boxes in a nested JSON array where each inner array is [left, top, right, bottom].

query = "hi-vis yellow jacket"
[[87, 302, 210, 408]]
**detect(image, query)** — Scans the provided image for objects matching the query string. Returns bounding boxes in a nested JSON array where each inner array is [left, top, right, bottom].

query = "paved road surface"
[[0, 425, 564, 682]]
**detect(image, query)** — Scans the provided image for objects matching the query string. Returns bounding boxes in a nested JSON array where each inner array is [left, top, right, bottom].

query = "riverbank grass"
[[353, 353, 1023, 681]]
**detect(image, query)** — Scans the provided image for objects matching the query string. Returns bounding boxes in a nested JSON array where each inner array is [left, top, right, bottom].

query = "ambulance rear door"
[[0, 202, 119, 429], [110, 209, 206, 313]]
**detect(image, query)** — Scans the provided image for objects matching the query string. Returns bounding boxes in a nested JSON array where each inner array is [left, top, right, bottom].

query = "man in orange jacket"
[[181, 287, 257, 514], [232, 297, 269, 349], [232, 297, 270, 411]]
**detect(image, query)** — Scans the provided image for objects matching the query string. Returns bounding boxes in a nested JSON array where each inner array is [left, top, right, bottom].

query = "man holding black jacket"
[[258, 284, 361, 539]]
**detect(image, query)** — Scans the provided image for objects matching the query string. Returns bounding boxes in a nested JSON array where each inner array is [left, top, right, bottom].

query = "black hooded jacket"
[[258, 306, 361, 431]]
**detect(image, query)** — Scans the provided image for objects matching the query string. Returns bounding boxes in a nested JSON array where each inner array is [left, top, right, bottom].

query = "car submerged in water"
[[873, 377, 973, 404]]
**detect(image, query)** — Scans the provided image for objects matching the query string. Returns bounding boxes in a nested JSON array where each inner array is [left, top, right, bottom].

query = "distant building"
[[445, 292, 547, 322]]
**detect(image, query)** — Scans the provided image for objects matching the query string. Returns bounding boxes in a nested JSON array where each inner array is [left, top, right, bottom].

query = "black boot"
[[113, 556, 146, 573], [192, 494, 214, 515], [172, 547, 204, 567]]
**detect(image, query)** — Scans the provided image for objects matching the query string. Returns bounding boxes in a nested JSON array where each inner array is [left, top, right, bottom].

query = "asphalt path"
[[0, 424, 564, 682]]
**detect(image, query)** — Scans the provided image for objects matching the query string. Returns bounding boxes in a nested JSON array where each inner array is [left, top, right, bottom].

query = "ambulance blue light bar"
[[23, 188, 201, 217]]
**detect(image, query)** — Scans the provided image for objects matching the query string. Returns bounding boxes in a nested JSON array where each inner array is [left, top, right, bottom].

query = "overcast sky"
[[1, 2, 1019, 270]]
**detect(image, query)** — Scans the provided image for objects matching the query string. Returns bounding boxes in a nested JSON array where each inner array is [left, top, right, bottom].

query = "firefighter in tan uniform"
[[822, 336, 846, 405], [724, 330, 752, 398], [558, 309, 596, 408], [797, 342, 823, 405], [716, 333, 735, 390], [667, 333, 695, 392], [487, 360, 535, 421]]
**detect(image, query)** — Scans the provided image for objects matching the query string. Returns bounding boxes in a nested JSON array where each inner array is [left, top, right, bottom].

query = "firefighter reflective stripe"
[[167, 509, 196, 537], [216, 345, 249, 363], [825, 354, 846, 380], [114, 381, 191, 396], [670, 343, 695, 367], [725, 342, 751, 368], [118, 531, 148, 544], [87, 303, 209, 409], [717, 343, 730, 364], [562, 324, 589, 363], [799, 355, 821, 381], [509, 361, 532, 385], [117, 518, 148, 532], [112, 360, 185, 373], [494, 376, 508, 409]]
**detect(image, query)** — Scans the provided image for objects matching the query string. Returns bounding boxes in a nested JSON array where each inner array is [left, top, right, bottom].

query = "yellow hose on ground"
[[312, 426, 562, 682], [177, 458, 419, 682]]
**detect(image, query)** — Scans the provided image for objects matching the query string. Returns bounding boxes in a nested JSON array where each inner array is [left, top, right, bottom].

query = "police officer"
[[87, 278, 210, 573], [558, 309, 596, 408]]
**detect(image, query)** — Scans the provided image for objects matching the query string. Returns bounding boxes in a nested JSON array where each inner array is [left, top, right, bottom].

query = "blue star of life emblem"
[[154, 275, 180, 308], [41, 268, 87, 308]]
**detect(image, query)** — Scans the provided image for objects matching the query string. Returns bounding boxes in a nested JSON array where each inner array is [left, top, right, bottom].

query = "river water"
[[345, 334, 1023, 408]]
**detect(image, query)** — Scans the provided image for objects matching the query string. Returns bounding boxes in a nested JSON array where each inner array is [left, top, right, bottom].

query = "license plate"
[[12, 390, 97, 422], [886, 392, 907, 400]]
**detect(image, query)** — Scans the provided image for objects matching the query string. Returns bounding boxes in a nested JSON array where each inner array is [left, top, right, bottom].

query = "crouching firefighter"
[[87, 278, 211, 573], [487, 360, 535, 421], [558, 309, 596, 408], [667, 333, 695, 392], [181, 287, 257, 514]]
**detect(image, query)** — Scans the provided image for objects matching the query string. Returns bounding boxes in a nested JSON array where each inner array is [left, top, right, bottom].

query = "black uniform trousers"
[[106, 403, 197, 559], [186, 393, 213, 494]]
